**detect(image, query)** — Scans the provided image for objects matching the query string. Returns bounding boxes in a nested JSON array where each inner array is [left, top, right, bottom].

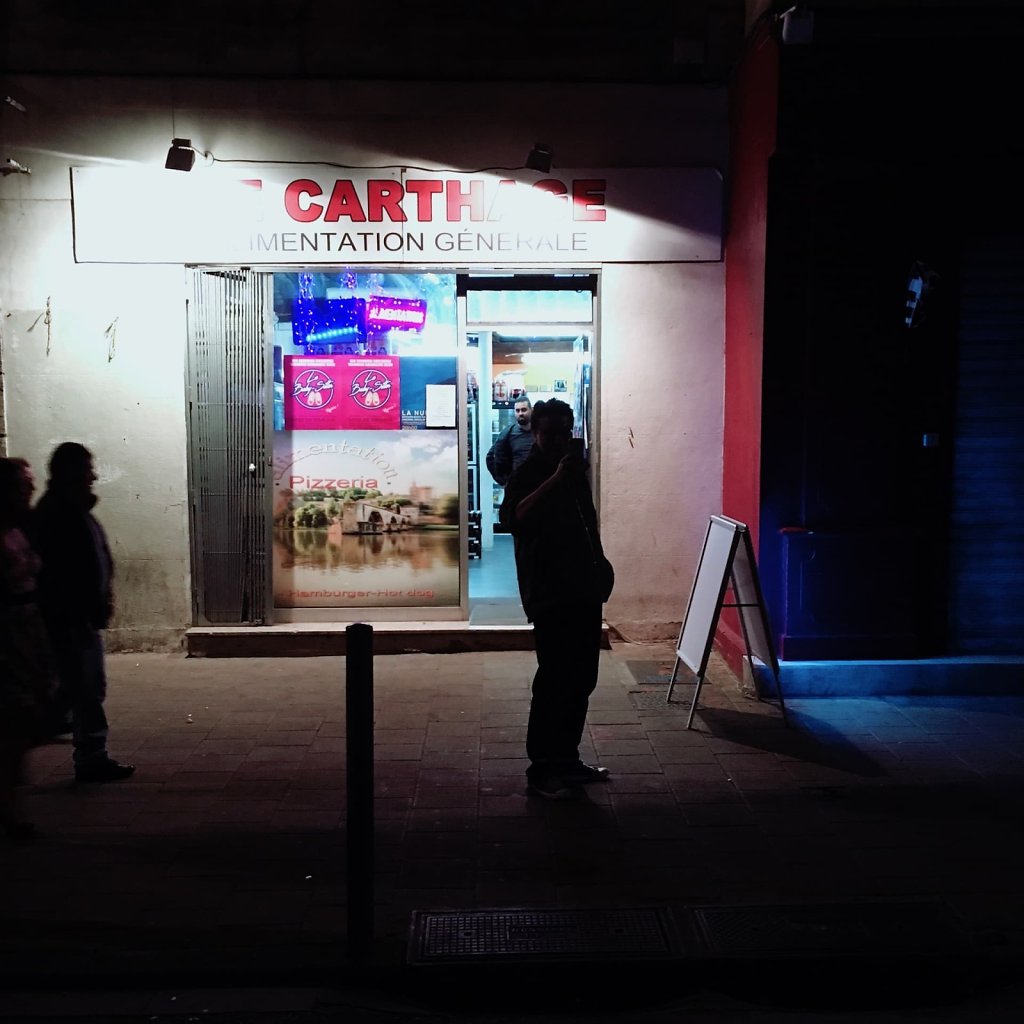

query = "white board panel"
[[676, 515, 740, 674]]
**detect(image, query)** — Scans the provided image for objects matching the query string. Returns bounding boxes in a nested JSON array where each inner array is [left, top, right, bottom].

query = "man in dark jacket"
[[29, 443, 134, 783], [499, 399, 614, 799], [486, 396, 533, 486]]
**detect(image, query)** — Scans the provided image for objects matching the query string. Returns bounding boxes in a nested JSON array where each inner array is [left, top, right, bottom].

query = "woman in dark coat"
[[28, 443, 134, 783], [0, 458, 53, 840]]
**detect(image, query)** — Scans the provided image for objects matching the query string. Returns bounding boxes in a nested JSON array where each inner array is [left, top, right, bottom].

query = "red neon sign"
[[366, 297, 428, 330]]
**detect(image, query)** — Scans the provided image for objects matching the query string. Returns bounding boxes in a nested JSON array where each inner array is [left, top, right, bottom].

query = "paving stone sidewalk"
[[3, 641, 1024, 995]]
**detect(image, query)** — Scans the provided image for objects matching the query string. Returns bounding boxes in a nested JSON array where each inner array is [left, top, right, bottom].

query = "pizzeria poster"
[[272, 429, 459, 608]]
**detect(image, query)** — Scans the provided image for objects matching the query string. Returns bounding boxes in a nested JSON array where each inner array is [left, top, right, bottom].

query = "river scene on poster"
[[272, 430, 459, 607]]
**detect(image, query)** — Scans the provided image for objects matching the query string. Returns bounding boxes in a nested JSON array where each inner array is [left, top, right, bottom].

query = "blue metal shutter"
[[949, 235, 1024, 653]]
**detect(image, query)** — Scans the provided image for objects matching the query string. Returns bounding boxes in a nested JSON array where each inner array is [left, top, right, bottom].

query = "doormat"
[[408, 907, 681, 965], [688, 901, 973, 957]]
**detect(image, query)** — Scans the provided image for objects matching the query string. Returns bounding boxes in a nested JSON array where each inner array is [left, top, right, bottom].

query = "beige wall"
[[1, 75, 728, 648], [0, 216, 192, 648], [598, 263, 725, 642]]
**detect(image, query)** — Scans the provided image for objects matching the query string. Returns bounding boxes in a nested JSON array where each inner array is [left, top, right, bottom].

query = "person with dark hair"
[[486, 396, 533, 486], [0, 457, 53, 839], [28, 443, 134, 783], [499, 399, 615, 799]]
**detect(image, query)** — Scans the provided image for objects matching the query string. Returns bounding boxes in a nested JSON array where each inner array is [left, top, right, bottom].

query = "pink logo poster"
[[285, 357, 344, 430], [285, 355, 401, 431], [337, 357, 401, 429]]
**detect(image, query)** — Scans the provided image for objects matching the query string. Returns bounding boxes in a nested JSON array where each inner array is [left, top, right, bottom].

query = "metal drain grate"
[[409, 907, 681, 964], [629, 689, 692, 711], [689, 902, 973, 957], [625, 661, 676, 686]]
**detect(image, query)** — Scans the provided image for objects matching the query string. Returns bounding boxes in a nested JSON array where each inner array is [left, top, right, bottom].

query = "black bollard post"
[[345, 622, 374, 960]]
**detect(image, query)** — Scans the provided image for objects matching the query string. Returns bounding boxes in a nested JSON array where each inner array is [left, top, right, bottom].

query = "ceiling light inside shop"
[[520, 351, 588, 365], [493, 327, 587, 343]]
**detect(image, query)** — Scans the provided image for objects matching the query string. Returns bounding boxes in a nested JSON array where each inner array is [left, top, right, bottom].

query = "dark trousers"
[[51, 629, 110, 765], [525, 603, 603, 782]]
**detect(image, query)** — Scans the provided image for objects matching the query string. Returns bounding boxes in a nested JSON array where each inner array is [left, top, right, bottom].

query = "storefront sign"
[[71, 166, 722, 264]]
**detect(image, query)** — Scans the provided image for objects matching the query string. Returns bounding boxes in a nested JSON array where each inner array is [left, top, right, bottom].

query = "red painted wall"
[[719, 23, 778, 675]]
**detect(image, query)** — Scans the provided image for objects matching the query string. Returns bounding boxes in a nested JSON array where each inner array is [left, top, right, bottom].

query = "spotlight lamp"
[[165, 138, 198, 172], [525, 143, 553, 173], [1, 158, 32, 176]]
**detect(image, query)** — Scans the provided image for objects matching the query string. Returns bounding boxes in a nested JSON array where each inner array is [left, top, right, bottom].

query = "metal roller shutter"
[[185, 268, 272, 624], [949, 235, 1024, 653]]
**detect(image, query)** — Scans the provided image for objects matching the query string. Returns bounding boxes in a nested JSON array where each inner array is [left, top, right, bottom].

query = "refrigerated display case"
[[466, 398, 482, 558], [490, 399, 518, 530]]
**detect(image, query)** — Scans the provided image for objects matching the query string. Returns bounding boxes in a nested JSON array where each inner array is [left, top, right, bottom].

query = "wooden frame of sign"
[[666, 515, 787, 729]]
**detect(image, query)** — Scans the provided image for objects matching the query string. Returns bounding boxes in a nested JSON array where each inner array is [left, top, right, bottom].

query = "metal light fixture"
[[525, 143, 552, 173], [165, 138, 197, 172], [1, 158, 31, 176]]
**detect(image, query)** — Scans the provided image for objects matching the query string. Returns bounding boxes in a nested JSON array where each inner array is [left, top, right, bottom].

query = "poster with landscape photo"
[[272, 429, 459, 607]]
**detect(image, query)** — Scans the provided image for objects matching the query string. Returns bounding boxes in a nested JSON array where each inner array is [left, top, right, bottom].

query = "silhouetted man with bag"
[[499, 399, 614, 799]]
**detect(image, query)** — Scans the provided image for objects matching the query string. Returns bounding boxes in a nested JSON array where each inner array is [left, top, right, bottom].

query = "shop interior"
[[463, 281, 595, 625]]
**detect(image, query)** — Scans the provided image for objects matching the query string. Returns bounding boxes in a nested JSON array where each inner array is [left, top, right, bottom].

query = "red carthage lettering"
[[283, 177, 607, 224]]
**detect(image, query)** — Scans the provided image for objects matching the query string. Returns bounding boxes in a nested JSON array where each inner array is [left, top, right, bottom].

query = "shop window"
[[270, 270, 461, 612]]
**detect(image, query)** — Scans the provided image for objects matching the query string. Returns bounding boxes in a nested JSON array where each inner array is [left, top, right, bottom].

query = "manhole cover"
[[689, 902, 973, 957], [409, 907, 681, 964]]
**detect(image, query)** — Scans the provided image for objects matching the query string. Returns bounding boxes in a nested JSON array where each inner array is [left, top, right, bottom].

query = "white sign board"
[[676, 515, 740, 676], [668, 515, 786, 729], [71, 166, 722, 265]]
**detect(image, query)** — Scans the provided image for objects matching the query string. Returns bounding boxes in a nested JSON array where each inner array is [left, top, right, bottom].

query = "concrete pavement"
[[3, 640, 1024, 1019]]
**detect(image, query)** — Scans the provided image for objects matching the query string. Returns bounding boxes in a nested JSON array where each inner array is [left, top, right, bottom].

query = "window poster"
[[272, 429, 460, 608], [273, 270, 457, 432], [285, 355, 401, 430], [425, 384, 457, 428], [399, 356, 458, 428]]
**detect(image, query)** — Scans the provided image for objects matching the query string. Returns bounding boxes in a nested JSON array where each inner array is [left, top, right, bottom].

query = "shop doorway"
[[186, 267, 596, 629], [460, 274, 598, 626]]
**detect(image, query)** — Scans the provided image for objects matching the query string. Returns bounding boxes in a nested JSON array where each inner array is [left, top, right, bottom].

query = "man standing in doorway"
[[499, 399, 615, 800], [29, 443, 135, 783], [486, 396, 533, 486]]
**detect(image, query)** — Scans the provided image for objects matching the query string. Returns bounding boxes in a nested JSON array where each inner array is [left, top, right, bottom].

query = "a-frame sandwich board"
[[667, 515, 787, 729]]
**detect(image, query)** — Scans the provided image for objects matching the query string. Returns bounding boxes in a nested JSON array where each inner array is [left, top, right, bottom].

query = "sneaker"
[[560, 762, 610, 785], [526, 776, 576, 800], [74, 758, 136, 784]]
